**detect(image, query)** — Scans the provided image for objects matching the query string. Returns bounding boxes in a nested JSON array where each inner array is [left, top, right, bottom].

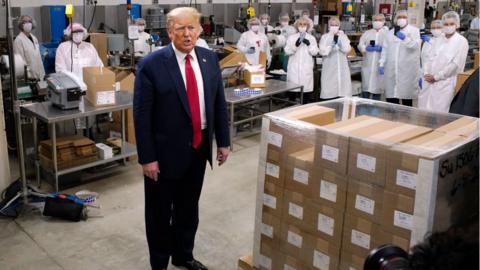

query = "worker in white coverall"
[[419, 12, 469, 113], [55, 23, 103, 81], [134, 18, 153, 57], [319, 16, 352, 100], [237, 17, 271, 66], [259, 13, 274, 36], [284, 17, 319, 104], [378, 10, 421, 107], [13, 15, 45, 80], [274, 12, 297, 72], [358, 14, 388, 100]]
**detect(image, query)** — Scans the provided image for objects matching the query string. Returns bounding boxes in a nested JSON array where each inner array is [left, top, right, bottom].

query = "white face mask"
[[431, 29, 443, 37], [261, 19, 268, 25], [372, 21, 384, 30], [329, 26, 339, 34], [298, 26, 307, 33], [23, 22, 33, 33], [72, 32, 84, 44], [443, 25, 456, 34], [251, 25, 259, 32], [138, 26, 145, 32], [281, 21, 289, 27], [397, 18, 408, 28]]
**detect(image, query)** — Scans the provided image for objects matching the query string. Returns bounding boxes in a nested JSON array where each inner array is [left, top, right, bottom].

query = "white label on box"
[[356, 153, 376, 173], [351, 229, 371, 249], [320, 180, 338, 203], [293, 168, 309, 185], [355, 195, 375, 215], [322, 145, 339, 163], [396, 170, 418, 190], [251, 74, 265, 84], [284, 264, 297, 270], [318, 213, 335, 236], [261, 223, 274, 238], [313, 250, 330, 270], [287, 231, 303, 248], [394, 210, 413, 230], [259, 255, 272, 270], [288, 203, 304, 220], [263, 194, 277, 209], [267, 131, 283, 147], [266, 163, 280, 179], [96, 91, 115, 105]]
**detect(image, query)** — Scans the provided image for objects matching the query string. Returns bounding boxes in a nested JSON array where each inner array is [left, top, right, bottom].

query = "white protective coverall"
[[196, 38, 210, 49], [379, 24, 421, 99], [134, 31, 153, 57], [284, 33, 319, 93], [13, 32, 45, 80], [418, 32, 469, 112], [319, 30, 352, 99], [358, 28, 388, 94], [55, 41, 103, 81], [237, 30, 271, 66]]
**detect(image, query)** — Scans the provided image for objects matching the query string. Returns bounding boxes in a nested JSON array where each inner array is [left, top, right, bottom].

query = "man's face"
[[443, 18, 456, 28], [168, 15, 199, 54]]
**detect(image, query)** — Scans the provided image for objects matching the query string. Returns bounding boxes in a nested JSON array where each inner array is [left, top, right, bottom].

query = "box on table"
[[219, 51, 247, 69], [282, 189, 308, 231], [95, 143, 113, 160], [435, 116, 479, 138], [259, 241, 283, 270], [305, 200, 344, 244], [346, 179, 384, 223], [263, 178, 284, 218], [339, 250, 364, 270], [301, 235, 340, 270], [311, 167, 348, 211], [244, 69, 266, 88], [88, 33, 108, 66], [238, 255, 257, 270], [40, 135, 96, 162], [260, 212, 281, 247], [83, 67, 116, 107], [342, 213, 381, 258], [284, 147, 315, 198]]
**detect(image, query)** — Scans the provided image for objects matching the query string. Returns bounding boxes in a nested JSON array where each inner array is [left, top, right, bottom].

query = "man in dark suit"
[[133, 7, 230, 270]]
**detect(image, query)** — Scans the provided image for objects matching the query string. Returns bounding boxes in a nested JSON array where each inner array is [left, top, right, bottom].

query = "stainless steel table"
[[225, 80, 303, 149], [20, 91, 137, 191]]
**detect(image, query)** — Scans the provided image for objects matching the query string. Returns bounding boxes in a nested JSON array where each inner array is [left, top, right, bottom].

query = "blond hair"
[[166, 7, 201, 29]]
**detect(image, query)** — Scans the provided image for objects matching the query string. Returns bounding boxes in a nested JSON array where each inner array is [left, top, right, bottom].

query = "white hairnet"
[[328, 16, 340, 26], [442, 11, 460, 27], [394, 10, 408, 23], [278, 12, 289, 21], [373, 13, 385, 21], [294, 17, 313, 32], [260, 13, 270, 21], [18, 15, 36, 31], [64, 23, 88, 40], [247, 17, 260, 29], [135, 18, 146, 25], [431, 19, 442, 28]]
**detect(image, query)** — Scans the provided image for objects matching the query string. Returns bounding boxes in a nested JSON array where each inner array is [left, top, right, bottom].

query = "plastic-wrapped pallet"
[[252, 98, 479, 270]]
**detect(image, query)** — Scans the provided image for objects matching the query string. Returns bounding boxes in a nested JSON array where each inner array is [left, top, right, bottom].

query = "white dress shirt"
[[172, 43, 207, 129]]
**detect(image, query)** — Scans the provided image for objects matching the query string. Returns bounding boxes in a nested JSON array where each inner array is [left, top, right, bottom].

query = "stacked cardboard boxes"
[[254, 100, 479, 270], [39, 135, 98, 170]]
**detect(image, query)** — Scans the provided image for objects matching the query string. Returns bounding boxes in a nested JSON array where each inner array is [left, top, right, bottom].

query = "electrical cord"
[[87, 1, 98, 32], [69, 18, 73, 73]]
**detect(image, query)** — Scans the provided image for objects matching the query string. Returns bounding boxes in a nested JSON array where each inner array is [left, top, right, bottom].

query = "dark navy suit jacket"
[[133, 43, 230, 179]]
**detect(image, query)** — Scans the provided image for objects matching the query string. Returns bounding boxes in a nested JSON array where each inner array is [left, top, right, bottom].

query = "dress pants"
[[144, 131, 208, 270], [386, 98, 413, 106]]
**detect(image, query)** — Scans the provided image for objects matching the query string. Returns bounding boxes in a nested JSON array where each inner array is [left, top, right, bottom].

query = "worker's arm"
[[403, 28, 421, 50], [307, 35, 319, 56], [338, 33, 352, 54], [358, 32, 368, 53], [433, 43, 469, 81], [263, 35, 271, 65], [13, 38, 27, 62], [236, 33, 249, 53], [55, 43, 68, 73], [379, 35, 389, 67], [283, 35, 297, 56], [319, 35, 333, 56]]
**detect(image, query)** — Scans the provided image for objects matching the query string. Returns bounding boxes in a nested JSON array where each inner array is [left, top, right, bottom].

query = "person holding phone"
[[237, 17, 271, 66], [318, 16, 352, 100], [358, 13, 388, 100]]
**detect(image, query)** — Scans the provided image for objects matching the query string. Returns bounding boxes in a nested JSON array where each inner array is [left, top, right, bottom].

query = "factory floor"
[[0, 135, 261, 270]]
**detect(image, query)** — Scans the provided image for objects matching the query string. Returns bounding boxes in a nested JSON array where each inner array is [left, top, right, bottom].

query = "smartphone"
[[333, 35, 339, 44], [370, 40, 376, 46], [394, 26, 401, 35]]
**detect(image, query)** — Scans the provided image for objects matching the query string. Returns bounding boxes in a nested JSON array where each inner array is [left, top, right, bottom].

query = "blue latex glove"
[[378, 66, 385, 75], [421, 35, 430, 42], [418, 78, 422, 89], [246, 47, 255, 54], [373, 45, 382, 52], [366, 45, 376, 52], [395, 31, 406, 40]]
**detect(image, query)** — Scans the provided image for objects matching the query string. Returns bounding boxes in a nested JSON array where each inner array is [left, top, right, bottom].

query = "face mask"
[[431, 29, 443, 37], [443, 25, 456, 34], [298, 26, 307, 33], [72, 32, 84, 44], [329, 26, 339, 34], [251, 25, 259, 32], [23, 22, 33, 33], [138, 26, 145, 32], [397, 18, 407, 28], [261, 19, 268, 25], [281, 21, 289, 27], [373, 21, 384, 30]]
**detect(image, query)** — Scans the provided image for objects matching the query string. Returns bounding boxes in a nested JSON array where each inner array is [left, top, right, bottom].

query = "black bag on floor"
[[43, 196, 84, 222]]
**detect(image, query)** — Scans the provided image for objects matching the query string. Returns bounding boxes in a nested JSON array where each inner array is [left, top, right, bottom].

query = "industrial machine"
[[46, 72, 86, 110]]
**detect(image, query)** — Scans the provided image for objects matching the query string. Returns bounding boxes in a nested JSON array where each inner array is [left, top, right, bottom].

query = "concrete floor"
[[0, 135, 261, 270]]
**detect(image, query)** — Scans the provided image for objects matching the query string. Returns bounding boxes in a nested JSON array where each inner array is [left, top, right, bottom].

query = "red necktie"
[[185, 55, 202, 149]]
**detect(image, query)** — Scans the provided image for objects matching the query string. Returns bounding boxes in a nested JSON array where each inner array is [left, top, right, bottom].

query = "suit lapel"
[[165, 44, 191, 117], [195, 48, 212, 127]]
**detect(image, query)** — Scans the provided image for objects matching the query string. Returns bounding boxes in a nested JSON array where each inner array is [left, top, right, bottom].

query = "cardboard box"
[[342, 213, 380, 257], [377, 229, 411, 252], [282, 189, 308, 229], [436, 116, 479, 138], [285, 148, 314, 196], [302, 235, 341, 270], [381, 190, 415, 239], [83, 67, 116, 107], [40, 135, 96, 161], [475, 51, 479, 68], [339, 250, 364, 270], [263, 178, 284, 218], [244, 69, 266, 88], [311, 168, 348, 211], [282, 255, 309, 270], [238, 255, 257, 270], [89, 33, 108, 66], [259, 241, 283, 270], [286, 105, 336, 126], [306, 200, 344, 244], [455, 69, 475, 94], [265, 160, 285, 187], [280, 223, 306, 257], [346, 179, 384, 223], [260, 212, 281, 246], [219, 52, 247, 69]]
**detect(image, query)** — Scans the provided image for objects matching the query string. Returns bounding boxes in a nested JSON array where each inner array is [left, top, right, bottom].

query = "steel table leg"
[[33, 117, 40, 187], [121, 109, 126, 165], [51, 123, 59, 192], [230, 103, 235, 151]]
